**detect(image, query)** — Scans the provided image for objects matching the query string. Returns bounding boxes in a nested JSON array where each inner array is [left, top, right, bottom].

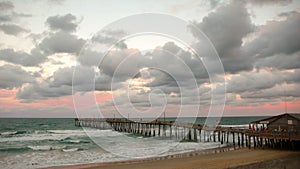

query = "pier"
[[75, 116, 300, 150]]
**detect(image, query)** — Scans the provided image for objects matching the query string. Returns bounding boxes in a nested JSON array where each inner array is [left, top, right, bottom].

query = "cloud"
[[78, 49, 103, 67], [0, 1, 14, 11], [191, 2, 255, 73], [16, 81, 72, 101], [0, 24, 29, 35], [245, 0, 292, 6], [256, 51, 300, 70], [39, 31, 85, 54], [18, 42, 206, 103], [191, 2, 300, 75], [0, 48, 46, 66], [47, 0, 66, 5], [98, 48, 146, 80], [240, 83, 300, 100], [91, 29, 128, 49], [5, 0, 300, 115], [11, 11, 32, 18], [0, 1, 31, 36], [0, 64, 35, 89], [0, 15, 11, 22], [54, 66, 94, 90], [226, 69, 300, 94], [46, 14, 79, 32], [79, 41, 209, 99], [209, 0, 219, 9], [245, 11, 300, 59], [16, 65, 96, 101]]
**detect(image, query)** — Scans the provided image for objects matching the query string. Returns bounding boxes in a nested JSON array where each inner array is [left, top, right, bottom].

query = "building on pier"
[[250, 113, 300, 133]]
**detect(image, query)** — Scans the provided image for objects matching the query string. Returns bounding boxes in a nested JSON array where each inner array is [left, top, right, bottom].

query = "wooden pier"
[[75, 118, 300, 150]]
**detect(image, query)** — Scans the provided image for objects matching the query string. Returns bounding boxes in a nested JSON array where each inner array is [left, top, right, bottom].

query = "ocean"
[[0, 117, 267, 169]]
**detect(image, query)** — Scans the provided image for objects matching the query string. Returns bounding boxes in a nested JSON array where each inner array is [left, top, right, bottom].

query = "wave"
[[27, 145, 66, 151], [0, 130, 27, 135], [0, 130, 88, 143], [62, 148, 79, 152], [47, 130, 85, 134], [0, 134, 69, 142], [28, 146, 51, 151], [69, 140, 81, 143], [1, 131, 18, 135], [62, 139, 90, 144], [0, 130, 28, 136]]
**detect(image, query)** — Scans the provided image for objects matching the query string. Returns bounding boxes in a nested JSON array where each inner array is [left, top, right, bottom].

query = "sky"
[[0, 0, 299, 118]]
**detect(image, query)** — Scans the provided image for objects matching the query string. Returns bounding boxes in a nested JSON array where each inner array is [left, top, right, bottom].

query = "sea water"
[[0, 117, 267, 169]]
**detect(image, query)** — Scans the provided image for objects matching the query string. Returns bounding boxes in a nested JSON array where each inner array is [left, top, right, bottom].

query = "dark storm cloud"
[[0, 48, 46, 66], [0, 24, 28, 35], [46, 14, 78, 32], [191, 2, 255, 73], [0, 64, 35, 89], [39, 31, 85, 54]]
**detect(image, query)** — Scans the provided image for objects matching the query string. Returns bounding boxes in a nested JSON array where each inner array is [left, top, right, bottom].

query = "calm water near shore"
[[0, 117, 267, 169]]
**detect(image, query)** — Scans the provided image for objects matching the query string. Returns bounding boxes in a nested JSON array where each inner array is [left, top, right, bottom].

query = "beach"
[[47, 148, 300, 169]]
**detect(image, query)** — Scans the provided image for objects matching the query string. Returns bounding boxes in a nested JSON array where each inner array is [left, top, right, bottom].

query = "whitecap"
[[67, 140, 81, 144], [62, 148, 79, 152], [27, 146, 51, 151], [51, 146, 67, 150], [1, 131, 18, 135]]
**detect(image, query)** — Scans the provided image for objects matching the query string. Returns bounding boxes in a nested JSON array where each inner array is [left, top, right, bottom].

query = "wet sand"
[[46, 148, 300, 169]]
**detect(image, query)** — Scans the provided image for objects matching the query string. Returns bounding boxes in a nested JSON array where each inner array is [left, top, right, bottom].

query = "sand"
[[46, 148, 300, 169]]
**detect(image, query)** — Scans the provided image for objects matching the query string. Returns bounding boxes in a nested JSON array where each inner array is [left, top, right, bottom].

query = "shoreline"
[[44, 146, 300, 169], [44, 146, 235, 169]]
